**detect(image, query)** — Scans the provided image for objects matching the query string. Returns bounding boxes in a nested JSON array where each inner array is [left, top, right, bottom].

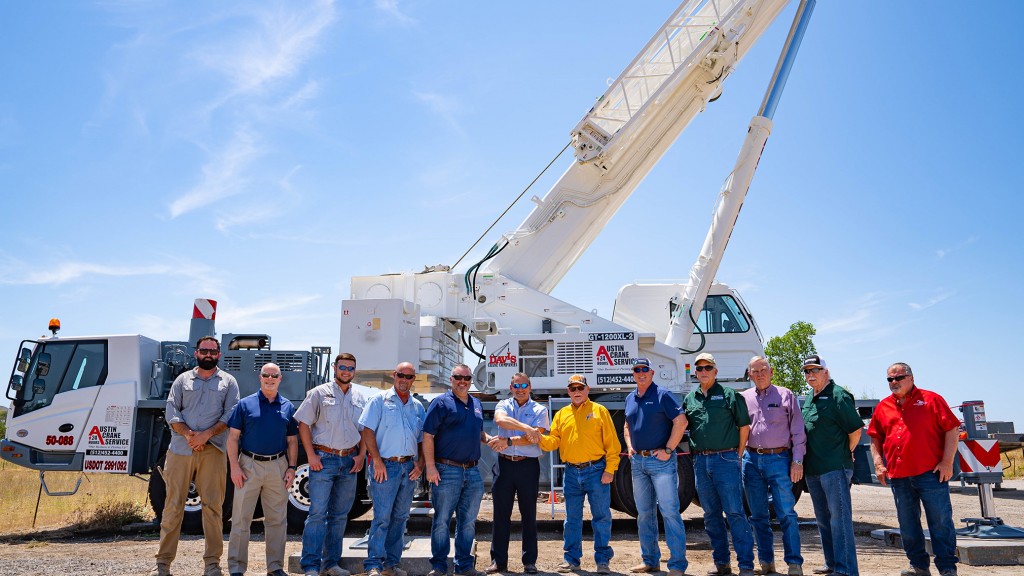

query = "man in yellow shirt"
[[539, 375, 621, 575]]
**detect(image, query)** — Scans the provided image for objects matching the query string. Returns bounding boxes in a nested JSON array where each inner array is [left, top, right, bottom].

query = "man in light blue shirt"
[[359, 361, 425, 576], [487, 373, 549, 575]]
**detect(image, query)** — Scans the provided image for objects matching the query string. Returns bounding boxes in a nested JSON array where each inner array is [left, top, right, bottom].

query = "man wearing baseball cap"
[[682, 353, 755, 576], [623, 358, 689, 576], [539, 375, 620, 575], [801, 355, 863, 576]]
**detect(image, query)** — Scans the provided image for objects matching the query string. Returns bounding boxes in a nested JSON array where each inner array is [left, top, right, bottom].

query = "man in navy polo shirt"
[[424, 363, 500, 576], [225, 362, 298, 576], [623, 358, 689, 576]]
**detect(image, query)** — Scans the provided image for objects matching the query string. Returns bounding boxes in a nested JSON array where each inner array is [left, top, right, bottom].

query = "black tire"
[[609, 452, 697, 517], [148, 453, 233, 535], [285, 463, 371, 534]]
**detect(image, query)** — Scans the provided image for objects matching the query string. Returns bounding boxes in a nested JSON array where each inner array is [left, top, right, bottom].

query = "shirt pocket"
[[762, 405, 791, 428]]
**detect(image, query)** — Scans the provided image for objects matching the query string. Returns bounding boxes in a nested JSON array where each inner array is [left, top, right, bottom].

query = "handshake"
[[487, 427, 545, 451]]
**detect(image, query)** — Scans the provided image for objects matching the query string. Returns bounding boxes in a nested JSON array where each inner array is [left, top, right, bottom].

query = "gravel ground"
[[1, 480, 1022, 575]]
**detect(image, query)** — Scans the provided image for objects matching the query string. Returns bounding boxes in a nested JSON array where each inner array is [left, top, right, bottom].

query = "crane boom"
[[486, 0, 789, 293]]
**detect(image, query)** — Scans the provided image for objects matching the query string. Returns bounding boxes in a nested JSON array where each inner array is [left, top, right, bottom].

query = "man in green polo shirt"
[[801, 355, 863, 576], [682, 352, 754, 576]]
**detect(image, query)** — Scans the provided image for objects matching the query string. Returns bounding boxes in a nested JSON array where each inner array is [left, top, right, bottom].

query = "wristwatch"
[[665, 446, 674, 453], [287, 465, 297, 470], [506, 437, 513, 447], [793, 460, 803, 465]]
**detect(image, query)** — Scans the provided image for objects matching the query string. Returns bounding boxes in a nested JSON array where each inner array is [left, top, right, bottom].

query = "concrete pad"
[[288, 537, 474, 575], [873, 528, 1024, 566]]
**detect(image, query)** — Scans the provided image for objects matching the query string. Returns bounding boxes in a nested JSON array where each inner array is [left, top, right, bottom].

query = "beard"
[[197, 356, 219, 370]]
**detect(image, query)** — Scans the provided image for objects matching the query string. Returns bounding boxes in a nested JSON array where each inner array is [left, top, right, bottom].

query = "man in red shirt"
[[867, 363, 960, 576]]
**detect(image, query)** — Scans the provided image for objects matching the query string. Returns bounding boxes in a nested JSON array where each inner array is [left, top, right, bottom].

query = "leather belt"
[[747, 446, 789, 455], [385, 455, 415, 462], [436, 457, 477, 469], [499, 454, 537, 462], [313, 444, 357, 457], [696, 448, 735, 456], [566, 458, 604, 469], [635, 449, 667, 457], [242, 450, 286, 462]]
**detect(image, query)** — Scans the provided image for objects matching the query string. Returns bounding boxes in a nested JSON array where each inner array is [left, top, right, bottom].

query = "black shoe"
[[524, 566, 538, 575]]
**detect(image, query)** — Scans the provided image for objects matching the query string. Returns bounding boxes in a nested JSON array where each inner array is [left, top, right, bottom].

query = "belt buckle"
[[756, 447, 767, 455]]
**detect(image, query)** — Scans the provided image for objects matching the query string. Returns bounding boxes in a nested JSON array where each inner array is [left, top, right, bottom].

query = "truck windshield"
[[693, 295, 751, 334], [10, 340, 108, 418]]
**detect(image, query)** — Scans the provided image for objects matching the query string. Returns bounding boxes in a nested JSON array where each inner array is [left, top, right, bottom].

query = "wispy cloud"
[[170, 128, 260, 218], [220, 294, 322, 329], [908, 289, 955, 311], [414, 91, 464, 134], [817, 292, 885, 334], [374, 0, 416, 26], [936, 236, 976, 259]]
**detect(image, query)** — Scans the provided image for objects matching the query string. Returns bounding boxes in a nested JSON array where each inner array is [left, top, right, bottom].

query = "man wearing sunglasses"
[[225, 363, 298, 576], [740, 357, 806, 576], [682, 352, 754, 576], [800, 355, 863, 576], [867, 363, 960, 576], [295, 353, 367, 576], [487, 373, 549, 575], [359, 362, 426, 576], [622, 358, 689, 576], [424, 364, 497, 576], [538, 374, 620, 575], [152, 336, 239, 576]]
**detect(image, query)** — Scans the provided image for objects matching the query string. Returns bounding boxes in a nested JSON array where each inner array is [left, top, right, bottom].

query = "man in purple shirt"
[[740, 356, 806, 576]]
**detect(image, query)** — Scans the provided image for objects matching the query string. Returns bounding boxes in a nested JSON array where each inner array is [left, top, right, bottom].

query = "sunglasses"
[[694, 365, 715, 372], [886, 374, 911, 383], [633, 366, 651, 373], [511, 383, 530, 390], [261, 373, 281, 378], [567, 385, 586, 392], [452, 374, 473, 382], [395, 373, 416, 380], [336, 365, 356, 372], [196, 348, 220, 356], [803, 367, 823, 374]]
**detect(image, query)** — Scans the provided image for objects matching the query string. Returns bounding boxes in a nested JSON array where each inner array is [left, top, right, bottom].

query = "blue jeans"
[[694, 451, 754, 570], [301, 452, 358, 573], [365, 458, 419, 571], [890, 471, 957, 574], [742, 451, 802, 566], [430, 463, 485, 573], [631, 455, 688, 572], [563, 461, 613, 566], [805, 468, 857, 576]]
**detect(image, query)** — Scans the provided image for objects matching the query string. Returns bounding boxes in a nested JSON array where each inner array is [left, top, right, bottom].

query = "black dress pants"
[[490, 456, 541, 566]]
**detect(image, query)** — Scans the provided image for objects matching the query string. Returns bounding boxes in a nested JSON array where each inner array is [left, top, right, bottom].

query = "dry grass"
[[1002, 446, 1024, 480], [0, 465, 151, 535]]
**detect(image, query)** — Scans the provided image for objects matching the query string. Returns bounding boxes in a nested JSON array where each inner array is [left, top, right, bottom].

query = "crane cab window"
[[693, 295, 750, 334], [11, 340, 108, 417]]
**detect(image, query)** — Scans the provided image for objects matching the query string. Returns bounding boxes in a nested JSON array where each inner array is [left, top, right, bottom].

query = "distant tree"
[[764, 321, 817, 395], [0, 407, 6, 440]]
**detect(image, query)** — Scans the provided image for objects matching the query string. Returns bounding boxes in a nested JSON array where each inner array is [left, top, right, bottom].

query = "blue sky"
[[2, 1, 1022, 429]]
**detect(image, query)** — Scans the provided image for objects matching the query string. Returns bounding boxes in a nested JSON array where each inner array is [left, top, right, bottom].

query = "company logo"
[[488, 343, 517, 367], [595, 344, 633, 367], [88, 426, 106, 445]]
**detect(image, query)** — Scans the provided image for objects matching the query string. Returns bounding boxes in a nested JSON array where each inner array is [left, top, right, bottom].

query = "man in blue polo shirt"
[[225, 362, 298, 576], [623, 358, 689, 576], [424, 363, 499, 576]]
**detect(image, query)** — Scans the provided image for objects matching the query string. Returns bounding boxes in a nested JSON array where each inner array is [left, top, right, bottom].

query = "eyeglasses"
[[803, 367, 823, 374], [511, 383, 530, 390], [886, 374, 910, 383], [261, 373, 281, 378], [196, 348, 220, 356], [395, 373, 416, 380], [633, 366, 651, 373], [567, 385, 586, 392], [452, 375, 473, 382], [335, 365, 356, 372], [695, 365, 715, 372]]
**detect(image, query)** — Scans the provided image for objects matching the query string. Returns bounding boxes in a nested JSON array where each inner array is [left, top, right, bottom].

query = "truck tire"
[[609, 452, 696, 517], [148, 454, 234, 534], [285, 463, 371, 533]]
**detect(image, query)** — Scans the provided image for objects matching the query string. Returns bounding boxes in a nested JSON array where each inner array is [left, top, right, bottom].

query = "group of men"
[[150, 338, 962, 576]]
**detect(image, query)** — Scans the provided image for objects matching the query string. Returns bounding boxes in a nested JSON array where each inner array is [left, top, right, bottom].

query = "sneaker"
[[787, 566, 803, 576], [558, 563, 581, 573], [204, 566, 224, 576], [524, 566, 539, 575], [708, 567, 733, 576], [900, 569, 931, 576], [596, 565, 611, 575], [383, 568, 408, 576], [754, 564, 776, 575], [630, 565, 659, 574], [324, 567, 352, 576], [148, 566, 172, 576]]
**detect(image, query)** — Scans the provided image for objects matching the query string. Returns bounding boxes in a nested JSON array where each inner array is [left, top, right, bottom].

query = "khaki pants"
[[156, 447, 227, 568], [228, 455, 290, 573]]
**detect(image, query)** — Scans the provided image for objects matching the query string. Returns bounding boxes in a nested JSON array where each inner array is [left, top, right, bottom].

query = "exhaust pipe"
[[188, 298, 217, 347]]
